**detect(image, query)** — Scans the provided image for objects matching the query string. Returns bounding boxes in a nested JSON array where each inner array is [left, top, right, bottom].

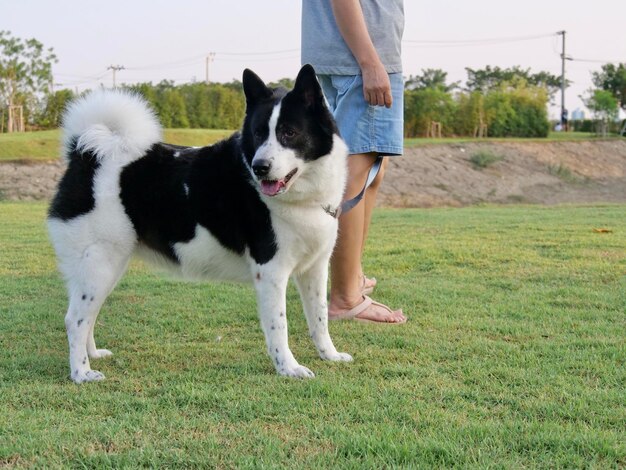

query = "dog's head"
[[240, 65, 340, 198]]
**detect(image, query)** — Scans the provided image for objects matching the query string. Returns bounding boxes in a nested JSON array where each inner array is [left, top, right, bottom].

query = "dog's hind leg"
[[294, 262, 353, 363], [87, 321, 113, 359], [64, 244, 130, 384], [254, 268, 315, 378], [86, 256, 130, 360]]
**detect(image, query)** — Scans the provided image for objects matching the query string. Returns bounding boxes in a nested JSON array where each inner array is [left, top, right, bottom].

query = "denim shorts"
[[318, 73, 404, 156]]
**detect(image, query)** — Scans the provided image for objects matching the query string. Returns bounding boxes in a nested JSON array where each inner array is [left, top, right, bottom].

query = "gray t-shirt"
[[301, 0, 404, 75]]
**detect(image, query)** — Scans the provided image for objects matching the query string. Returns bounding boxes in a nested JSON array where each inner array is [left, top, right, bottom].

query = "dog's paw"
[[71, 369, 105, 384], [89, 349, 113, 359], [279, 364, 315, 379], [321, 351, 353, 362]]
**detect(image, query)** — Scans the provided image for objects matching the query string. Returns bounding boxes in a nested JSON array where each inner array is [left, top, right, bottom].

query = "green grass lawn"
[[0, 129, 233, 162], [0, 202, 624, 467], [1, 129, 622, 162]]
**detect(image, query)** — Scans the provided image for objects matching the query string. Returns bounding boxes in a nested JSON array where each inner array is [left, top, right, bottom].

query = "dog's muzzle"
[[254, 165, 298, 197]]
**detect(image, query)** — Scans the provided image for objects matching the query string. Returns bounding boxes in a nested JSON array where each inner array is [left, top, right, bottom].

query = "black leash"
[[323, 156, 383, 218]]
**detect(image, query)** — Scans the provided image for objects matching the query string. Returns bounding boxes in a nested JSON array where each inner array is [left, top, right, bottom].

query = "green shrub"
[[126, 81, 245, 130], [404, 79, 550, 139], [569, 119, 595, 132], [483, 80, 550, 137], [469, 151, 503, 169], [404, 88, 456, 137], [548, 164, 584, 183], [452, 91, 484, 136]]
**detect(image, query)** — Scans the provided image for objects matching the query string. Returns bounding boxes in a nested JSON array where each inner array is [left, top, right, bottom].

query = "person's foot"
[[329, 295, 407, 324]]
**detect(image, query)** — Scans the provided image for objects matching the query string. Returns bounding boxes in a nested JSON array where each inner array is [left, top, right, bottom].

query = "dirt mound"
[[379, 140, 626, 207], [0, 159, 66, 201], [1, 140, 625, 206]]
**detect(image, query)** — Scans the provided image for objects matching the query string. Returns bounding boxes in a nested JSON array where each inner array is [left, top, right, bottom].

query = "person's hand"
[[361, 61, 392, 108]]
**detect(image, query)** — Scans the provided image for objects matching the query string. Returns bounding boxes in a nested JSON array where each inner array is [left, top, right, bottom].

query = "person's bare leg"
[[361, 156, 387, 254], [330, 153, 372, 309], [359, 157, 388, 290], [329, 153, 405, 323]]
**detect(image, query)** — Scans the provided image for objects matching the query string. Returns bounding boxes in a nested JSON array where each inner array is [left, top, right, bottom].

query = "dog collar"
[[322, 204, 342, 218]]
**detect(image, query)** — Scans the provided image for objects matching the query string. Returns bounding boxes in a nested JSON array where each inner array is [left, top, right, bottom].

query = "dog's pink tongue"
[[261, 180, 285, 196]]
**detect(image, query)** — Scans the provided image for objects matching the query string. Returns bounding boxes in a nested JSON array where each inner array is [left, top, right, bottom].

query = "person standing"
[[301, 0, 407, 323]]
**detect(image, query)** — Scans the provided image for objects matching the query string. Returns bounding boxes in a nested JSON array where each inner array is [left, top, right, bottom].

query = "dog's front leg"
[[254, 268, 315, 378], [294, 262, 353, 363]]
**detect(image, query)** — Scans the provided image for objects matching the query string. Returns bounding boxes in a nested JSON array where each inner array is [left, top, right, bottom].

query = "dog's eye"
[[282, 128, 297, 139], [254, 128, 266, 140]]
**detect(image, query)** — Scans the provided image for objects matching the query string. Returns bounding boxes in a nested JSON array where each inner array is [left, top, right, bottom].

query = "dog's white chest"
[[270, 208, 337, 275]]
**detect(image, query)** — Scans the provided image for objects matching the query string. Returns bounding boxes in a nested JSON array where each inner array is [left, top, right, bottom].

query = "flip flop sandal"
[[361, 276, 376, 296], [329, 295, 407, 324]]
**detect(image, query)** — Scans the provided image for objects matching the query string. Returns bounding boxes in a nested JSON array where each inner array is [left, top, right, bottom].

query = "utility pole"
[[205, 53, 215, 85], [107, 65, 125, 88], [558, 31, 572, 129]]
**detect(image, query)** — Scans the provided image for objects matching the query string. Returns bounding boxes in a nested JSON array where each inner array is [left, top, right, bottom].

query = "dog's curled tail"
[[61, 89, 162, 165]]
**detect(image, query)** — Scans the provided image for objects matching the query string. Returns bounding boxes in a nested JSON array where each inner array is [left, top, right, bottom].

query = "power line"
[[126, 55, 207, 71], [570, 57, 625, 64], [124, 48, 300, 72], [404, 32, 558, 47], [216, 54, 299, 63], [215, 48, 299, 56], [52, 33, 623, 92], [54, 70, 109, 87], [55, 71, 109, 80]]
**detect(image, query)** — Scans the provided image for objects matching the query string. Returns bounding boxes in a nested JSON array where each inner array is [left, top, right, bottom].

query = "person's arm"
[[330, 0, 392, 108]]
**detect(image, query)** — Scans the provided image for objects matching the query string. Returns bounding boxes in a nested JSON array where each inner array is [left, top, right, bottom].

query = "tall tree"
[[592, 63, 626, 111], [582, 88, 619, 136], [465, 65, 563, 98], [0, 31, 57, 131], [404, 87, 456, 137], [38, 88, 74, 128], [405, 69, 459, 92]]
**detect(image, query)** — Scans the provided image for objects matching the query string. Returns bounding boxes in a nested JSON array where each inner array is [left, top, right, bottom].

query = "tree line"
[[403, 66, 561, 138], [2, 31, 625, 138]]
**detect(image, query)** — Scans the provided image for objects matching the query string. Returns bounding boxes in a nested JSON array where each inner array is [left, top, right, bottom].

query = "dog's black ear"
[[243, 69, 273, 105], [292, 64, 325, 110]]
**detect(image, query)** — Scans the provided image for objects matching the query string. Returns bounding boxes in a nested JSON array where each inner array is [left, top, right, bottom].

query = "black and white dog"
[[48, 65, 352, 383]]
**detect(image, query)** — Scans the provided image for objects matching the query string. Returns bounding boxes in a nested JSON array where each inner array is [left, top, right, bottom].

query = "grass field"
[[0, 129, 233, 162], [0, 202, 624, 468], [0, 128, 621, 162]]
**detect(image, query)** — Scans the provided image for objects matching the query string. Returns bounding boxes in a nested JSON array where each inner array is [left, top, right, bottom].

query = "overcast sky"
[[3, 0, 625, 119]]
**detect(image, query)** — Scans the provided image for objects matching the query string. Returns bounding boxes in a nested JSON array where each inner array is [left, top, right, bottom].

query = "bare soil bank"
[[379, 140, 626, 207], [1, 140, 625, 207]]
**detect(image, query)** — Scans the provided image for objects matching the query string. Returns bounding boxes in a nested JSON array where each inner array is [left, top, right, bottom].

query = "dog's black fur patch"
[[277, 65, 339, 161], [119, 134, 278, 264], [49, 140, 100, 220]]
